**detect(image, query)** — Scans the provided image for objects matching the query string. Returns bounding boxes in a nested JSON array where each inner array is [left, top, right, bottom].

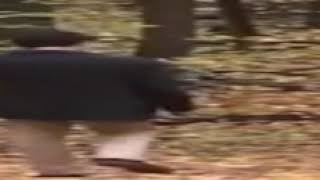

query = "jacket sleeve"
[[139, 60, 194, 112]]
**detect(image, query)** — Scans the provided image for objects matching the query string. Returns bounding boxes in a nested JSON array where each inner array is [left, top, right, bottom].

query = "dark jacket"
[[0, 50, 193, 121]]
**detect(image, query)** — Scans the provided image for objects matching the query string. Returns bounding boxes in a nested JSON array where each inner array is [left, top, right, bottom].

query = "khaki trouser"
[[6, 120, 156, 176]]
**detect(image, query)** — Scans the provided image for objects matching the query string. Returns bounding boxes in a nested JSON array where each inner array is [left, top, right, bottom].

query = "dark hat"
[[11, 27, 97, 48]]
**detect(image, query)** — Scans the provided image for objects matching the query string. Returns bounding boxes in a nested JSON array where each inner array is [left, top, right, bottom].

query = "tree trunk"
[[136, 0, 194, 59], [306, 0, 320, 28], [217, 0, 257, 38]]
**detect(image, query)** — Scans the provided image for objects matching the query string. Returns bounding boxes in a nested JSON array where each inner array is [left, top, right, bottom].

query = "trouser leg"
[[84, 120, 173, 173], [85, 121, 156, 161], [6, 120, 83, 177]]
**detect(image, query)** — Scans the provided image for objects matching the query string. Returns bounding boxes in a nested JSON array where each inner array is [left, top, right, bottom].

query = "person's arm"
[[139, 60, 194, 112]]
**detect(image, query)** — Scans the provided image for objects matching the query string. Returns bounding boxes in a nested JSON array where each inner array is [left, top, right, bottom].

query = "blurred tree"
[[217, 0, 257, 37], [136, 0, 194, 59], [306, 0, 320, 28], [0, 1, 53, 40], [216, 0, 257, 50]]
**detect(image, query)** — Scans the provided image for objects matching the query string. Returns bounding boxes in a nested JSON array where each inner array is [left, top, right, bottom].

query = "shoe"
[[94, 158, 173, 174]]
